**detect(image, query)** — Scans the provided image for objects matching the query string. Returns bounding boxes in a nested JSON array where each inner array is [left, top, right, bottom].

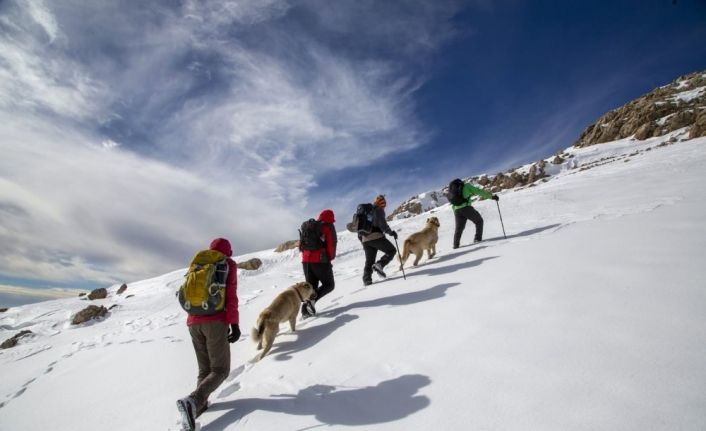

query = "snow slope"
[[1, 133, 705, 431]]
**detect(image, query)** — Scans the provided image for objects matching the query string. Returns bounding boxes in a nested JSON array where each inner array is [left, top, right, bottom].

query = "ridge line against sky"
[[0, 0, 705, 299]]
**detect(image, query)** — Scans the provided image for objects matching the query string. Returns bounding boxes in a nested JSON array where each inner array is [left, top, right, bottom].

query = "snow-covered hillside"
[[1, 132, 705, 431]]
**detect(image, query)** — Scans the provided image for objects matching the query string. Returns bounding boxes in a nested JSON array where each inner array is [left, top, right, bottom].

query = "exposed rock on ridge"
[[574, 70, 706, 147]]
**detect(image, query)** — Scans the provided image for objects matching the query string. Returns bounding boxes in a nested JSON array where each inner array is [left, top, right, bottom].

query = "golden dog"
[[398, 216, 440, 270], [250, 281, 316, 360]]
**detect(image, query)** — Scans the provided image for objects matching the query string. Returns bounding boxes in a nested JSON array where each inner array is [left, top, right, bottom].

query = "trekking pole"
[[495, 200, 507, 239], [393, 236, 407, 280]]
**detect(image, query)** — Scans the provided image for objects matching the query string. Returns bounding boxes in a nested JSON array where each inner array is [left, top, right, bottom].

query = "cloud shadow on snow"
[[203, 374, 431, 430]]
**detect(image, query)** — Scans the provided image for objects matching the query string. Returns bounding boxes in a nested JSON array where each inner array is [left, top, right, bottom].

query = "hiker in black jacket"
[[359, 195, 398, 286]]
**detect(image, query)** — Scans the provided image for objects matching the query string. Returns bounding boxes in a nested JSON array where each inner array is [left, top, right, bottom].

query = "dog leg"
[[258, 325, 276, 360], [413, 251, 421, 266], [289, 313, 297, 332]]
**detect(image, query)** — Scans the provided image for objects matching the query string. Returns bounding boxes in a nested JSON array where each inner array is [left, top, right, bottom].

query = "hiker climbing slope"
[[176, 238, 240, 431], [446, 178, 498, 248], [358, 195, 398, 286], [299, 209, 338, 318]]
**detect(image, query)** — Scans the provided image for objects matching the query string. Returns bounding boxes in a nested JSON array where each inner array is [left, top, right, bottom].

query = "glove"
[[227, 324, 241, 343], [491, 195, 499, 201], [391, 230, 398, 239]]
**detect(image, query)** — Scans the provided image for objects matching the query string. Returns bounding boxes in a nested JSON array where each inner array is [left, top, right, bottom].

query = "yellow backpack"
[[177, 250, 229, 315]]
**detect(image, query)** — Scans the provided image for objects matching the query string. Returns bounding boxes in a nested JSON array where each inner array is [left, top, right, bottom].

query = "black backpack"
[[354, 203, 375, 235], [299, 219, 324, 251], [447, 179, 467, 205]]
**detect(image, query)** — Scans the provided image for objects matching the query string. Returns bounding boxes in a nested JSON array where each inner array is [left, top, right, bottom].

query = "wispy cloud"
[[0, 0, 463, 287]]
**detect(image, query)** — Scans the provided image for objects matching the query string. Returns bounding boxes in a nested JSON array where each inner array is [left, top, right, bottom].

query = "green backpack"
[[177, 249, 229, 315]]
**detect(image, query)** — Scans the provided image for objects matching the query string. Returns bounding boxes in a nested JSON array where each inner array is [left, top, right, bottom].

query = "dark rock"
[[117, 284, 128, 295], [78, 292, 86, 297], [0, 307, 8, 313], [71, 305, 108, 325], [1, 330, 33, 349], [87, 288, 108, 300], [239, 258, 263, 271]]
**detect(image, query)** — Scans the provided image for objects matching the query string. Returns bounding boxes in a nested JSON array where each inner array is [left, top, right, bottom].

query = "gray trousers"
[[188, 321, 230, 412]]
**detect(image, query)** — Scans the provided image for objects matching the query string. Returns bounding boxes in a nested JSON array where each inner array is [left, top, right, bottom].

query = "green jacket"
[[452, 183, 492, 211]]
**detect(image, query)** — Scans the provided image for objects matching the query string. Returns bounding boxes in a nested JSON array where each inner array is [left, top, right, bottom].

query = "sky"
[[1, 0, 705, 298]]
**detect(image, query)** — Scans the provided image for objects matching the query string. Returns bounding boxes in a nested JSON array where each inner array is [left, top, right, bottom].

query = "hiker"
[[177, 238, 240, 431], [447, 178, 498, 248], [300, 209, 337, 318], [359, 195, 398, 286]]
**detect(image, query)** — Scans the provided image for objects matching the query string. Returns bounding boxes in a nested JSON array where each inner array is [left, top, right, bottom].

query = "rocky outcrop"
[[574, 70, 706, 147], [0, 307, 8, 313], [1, 330, 33, 349], [274, 240, 299, 253], [690, 110, 706, 139], [117, 284, 128, 295], [87, 288, 108, 300], [239, 258, 263, 270], [71, 305, 108, 325], [387, 192, 440, 220]]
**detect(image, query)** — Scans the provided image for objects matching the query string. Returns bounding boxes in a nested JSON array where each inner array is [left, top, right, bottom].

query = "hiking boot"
[[301, 300, 316, 318], [176, 396, 196, 431], [363, 279, 372, 286], [305, 300, 316, 316], [473, 238, 483, 244], [372, 263, 387, 279]]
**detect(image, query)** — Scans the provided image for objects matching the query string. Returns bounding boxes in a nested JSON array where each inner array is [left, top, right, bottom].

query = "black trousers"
[[453, 205, 484, 247], [302, 262, 335, 302], [362, 237, 397, 283]]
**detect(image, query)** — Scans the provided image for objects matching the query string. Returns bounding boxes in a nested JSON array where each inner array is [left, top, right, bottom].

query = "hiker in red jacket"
[[177, 238, 240, 431], [300, 209, 337, 318]]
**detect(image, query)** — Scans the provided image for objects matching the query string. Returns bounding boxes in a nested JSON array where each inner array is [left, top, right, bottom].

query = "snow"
[[1, 135, 706, 431], [668, 86, 705, 103], [675, 79, 689, 89]]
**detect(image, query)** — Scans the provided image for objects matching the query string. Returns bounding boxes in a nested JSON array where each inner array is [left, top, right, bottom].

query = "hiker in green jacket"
[[447, 178, 498, 248]]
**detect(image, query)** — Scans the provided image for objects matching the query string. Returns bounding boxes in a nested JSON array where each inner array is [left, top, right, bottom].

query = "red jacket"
[[301, 209, 337, 264], [187, 238, 239, 326]]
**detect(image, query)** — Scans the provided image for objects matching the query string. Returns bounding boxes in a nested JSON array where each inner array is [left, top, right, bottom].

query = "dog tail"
[[398, 238, 410, 269], [399, 239, 411, 262], [250, 312, 270, 343]]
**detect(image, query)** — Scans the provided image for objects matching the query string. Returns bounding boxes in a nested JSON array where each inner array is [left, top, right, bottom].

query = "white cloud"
[[26, 0, 60, 42], [0, 0, 463, 287]]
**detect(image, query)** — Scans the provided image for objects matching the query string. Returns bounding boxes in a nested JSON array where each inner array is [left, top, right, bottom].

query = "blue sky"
[[1, 0, 705, 298]]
